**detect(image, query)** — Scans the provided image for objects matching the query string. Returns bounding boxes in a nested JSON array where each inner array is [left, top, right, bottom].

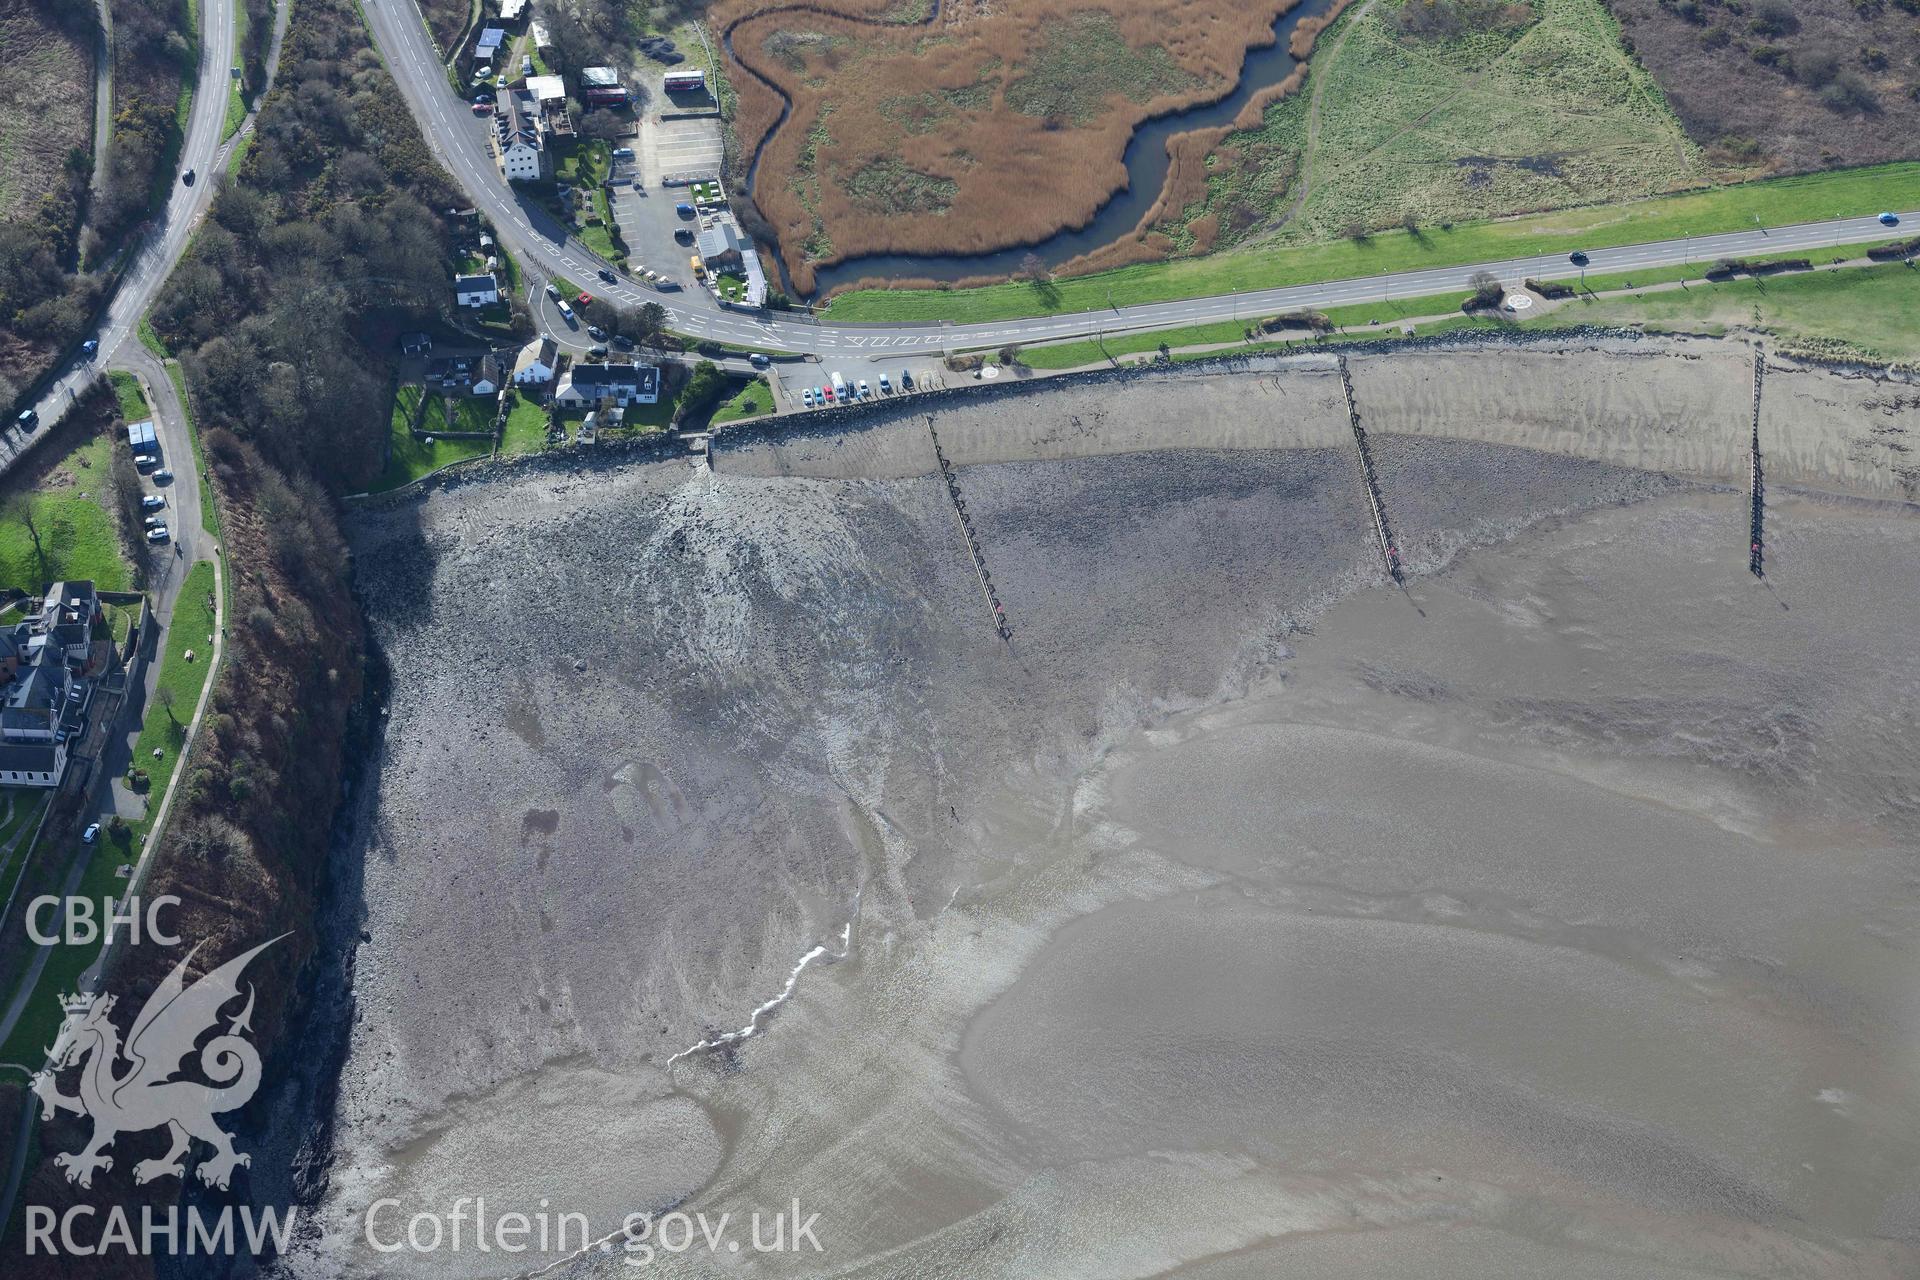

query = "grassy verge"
[[824, 163, 1920, 324], [222, 0, 248, 139], [137, 316, 169, 360], [108, 370, 150, 421], [0, 565, 217, 1067], [0, 790, 51, 926], [711, 376, 774, 422]]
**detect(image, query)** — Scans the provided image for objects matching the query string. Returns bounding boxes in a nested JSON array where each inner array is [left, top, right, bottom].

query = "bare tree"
[[156, 684, 178, 726], [2, 493, 48, 586], [1020, 252, 1048, 283]]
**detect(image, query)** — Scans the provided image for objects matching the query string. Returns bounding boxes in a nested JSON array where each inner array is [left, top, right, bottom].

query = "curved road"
[[364, 0, 1912, 366], [0, 0, 238, 474]]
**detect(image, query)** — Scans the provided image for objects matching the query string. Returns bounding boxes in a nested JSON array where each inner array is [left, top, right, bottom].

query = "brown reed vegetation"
[[714, 0, 1302, 292]]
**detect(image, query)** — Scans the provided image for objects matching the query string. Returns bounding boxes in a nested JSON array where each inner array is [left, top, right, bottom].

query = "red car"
[[576, 292, 594, 307], [821, 384, 834, 402], [471, 102, 491, 115]]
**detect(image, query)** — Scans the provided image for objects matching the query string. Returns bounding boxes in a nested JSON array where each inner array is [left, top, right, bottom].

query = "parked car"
[[544, 283, 560, 300], [878, 373, 891, 392], [16, 409, 38, 430], [556, 300, 575, 320], [587, 325, 607, 340], [145, 525, 169, 544], [141, 494, 166, 511], [674, 227, 694, 245], [598, 268, 616, 283], [802, 388, 815, 407], [82, 823, 100, 845], [182, 168, 195, 185], [675, 203, 695, 219], [857, 379, 870, 398], [611, 334, 635, 351], [143, 515, 164, 529], [689, 256, 705, 279], [471, 101, 493, 115], [749, 353, 770, 368], [613, 147, 634, 159], [900, 370, 913, 388], [81, 338, 99, 358], [521, 55, 534, 77], [154, 468, 174, 483], [821, 384, 833, 403], [587, 344, 608, 359], [1880, 212, 1901, 227], [576, 292, 594, 306]]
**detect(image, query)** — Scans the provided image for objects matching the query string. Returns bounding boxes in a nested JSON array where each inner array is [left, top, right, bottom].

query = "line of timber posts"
[[926, 416, 1013, 642], [1749, 349, 1766, 579], [1336, 356, 1402, 582]]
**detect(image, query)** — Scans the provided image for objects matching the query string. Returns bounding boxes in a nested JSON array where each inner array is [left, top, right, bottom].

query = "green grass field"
[[370, 387, 494, 492], [108, 370, 150, 421], [1531, 261, 1920, 359], [712, 377, 775, 422], [825, 162, 1919, 324], [500, 394, 551, 454], [0, 431, 131, 594]]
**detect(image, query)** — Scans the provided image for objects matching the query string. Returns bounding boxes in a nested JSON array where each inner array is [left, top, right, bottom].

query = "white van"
[[830, 371, 846, 398]]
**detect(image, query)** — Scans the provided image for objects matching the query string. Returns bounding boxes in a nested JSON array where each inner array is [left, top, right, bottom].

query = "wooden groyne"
[[925, 416, 1013, 642], [1336, 357, 1402, 582], [1749, 349, 1765, 578]]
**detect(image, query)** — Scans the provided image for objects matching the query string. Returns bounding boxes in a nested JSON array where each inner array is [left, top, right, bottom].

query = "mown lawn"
[[369, 387, 493, 492], [500, 394, 551, 454], [825, 162, 1920, 324], [0, 431, 131, 594], [712, 377, 774, 422]]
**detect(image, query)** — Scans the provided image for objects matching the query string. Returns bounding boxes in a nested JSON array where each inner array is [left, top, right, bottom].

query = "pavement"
[[362, 0, 1917, 376]]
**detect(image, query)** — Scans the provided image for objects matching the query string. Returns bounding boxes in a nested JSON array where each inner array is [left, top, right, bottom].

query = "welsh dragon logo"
[[30, 936, 283, 1191]]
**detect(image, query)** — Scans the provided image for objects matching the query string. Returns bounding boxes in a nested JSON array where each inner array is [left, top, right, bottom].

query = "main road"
[[0, 0, 239, 475], [363, 0, 1912, 366]]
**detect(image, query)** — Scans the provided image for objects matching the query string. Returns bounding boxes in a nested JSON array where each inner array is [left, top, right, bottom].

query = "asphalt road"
[[363, 0, 1914, 369], [0, 0, 237, 476]]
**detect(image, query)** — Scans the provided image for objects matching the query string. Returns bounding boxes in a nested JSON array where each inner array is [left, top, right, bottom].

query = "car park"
[[154, 468, 174, 483], [857, 379, 870, 398], [141, 494, 166, 511], [900, 370, 913, 388], [802, 388, 815, 407], [145, 525, 169, 544], [675, 203, 695, 219]]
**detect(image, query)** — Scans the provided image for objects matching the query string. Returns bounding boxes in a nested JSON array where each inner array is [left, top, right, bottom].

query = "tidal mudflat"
[[296, 339, 1920, 1278]]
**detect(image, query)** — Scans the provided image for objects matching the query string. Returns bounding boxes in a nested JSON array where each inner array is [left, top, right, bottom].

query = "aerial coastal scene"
[[0, 0, 1915, 1276]]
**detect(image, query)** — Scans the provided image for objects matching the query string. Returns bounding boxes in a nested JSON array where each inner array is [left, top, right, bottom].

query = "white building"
[[455, 273, 501, 307], [497, 89, 549, 181], [553, 363, 661, 408], [512, 335, 559, 385]]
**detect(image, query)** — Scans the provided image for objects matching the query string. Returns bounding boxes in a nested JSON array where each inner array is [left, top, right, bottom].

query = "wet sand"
[[298, 339, 1920, 1278]]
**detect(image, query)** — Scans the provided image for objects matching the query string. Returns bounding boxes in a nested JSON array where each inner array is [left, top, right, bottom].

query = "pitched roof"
[[454, 273, 498, 292]]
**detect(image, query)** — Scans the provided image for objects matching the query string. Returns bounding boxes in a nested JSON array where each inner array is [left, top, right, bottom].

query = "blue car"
[[81, 339, 99, 358], [1879, 212, 1900, 227], [675, 203, 695, 219]]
